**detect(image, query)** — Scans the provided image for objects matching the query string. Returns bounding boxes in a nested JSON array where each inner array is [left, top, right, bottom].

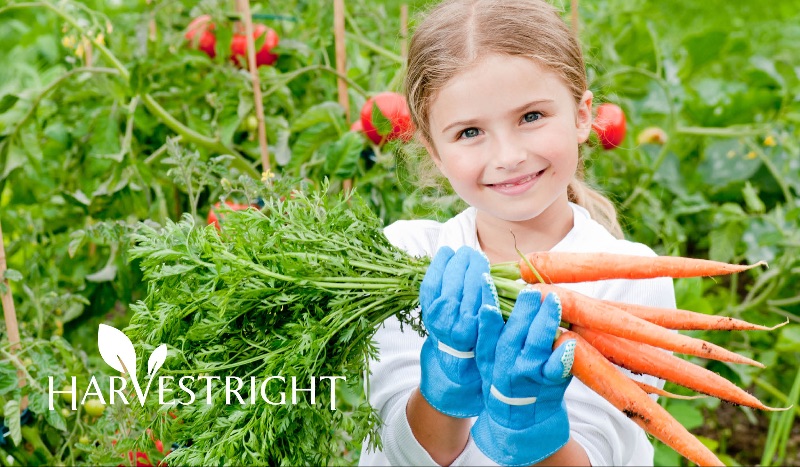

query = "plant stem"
[[753, 377, 800, 418], [263, 64, 369, 99], [8, 0, 258, 178], [344, 32, 404, 63], [745, 140, 794, 205]]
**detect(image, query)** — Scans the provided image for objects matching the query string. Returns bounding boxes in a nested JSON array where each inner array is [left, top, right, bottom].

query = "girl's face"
[[424, 54, 593, 225]]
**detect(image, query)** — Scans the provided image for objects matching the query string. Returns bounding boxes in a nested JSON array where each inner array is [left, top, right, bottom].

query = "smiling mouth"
[[487, 169, 545, 188]]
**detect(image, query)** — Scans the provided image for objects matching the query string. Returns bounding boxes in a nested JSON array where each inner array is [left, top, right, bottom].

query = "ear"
[[576, 90, 594, 143]]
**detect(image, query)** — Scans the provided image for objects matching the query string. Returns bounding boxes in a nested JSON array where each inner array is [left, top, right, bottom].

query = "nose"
[[490, 133, 527, 170]]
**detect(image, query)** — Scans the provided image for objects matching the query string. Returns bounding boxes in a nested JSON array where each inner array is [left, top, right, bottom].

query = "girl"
[[359, 0, 676, 465]]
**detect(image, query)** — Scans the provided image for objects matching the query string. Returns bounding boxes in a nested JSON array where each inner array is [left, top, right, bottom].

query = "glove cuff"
[[420, 339, 483, 418], [471, 408, 570, 466]]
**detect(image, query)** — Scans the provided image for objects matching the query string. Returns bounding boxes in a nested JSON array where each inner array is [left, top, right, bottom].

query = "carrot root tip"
[[765, 404, 794, 412], [766, 318, 790, 331]]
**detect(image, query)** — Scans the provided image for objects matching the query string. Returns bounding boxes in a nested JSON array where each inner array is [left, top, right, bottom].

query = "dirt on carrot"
[[531, 283, 765, 368], [556, 330, 724, 467]]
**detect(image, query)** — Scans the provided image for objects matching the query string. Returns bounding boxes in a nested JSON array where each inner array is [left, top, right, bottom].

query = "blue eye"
[[523, 112, 543, 123], [460, 128, 480, 139]]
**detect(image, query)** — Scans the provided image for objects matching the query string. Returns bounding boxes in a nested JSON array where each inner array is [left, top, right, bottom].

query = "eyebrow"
[[441, 99, 556, 134]]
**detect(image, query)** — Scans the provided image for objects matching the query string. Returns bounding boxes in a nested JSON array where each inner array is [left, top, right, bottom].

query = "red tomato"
[[206, 201, 253, 230], [349, 119, 363, 133], [360, 92, 414, 146], [185, 15, 216, 58], [230, 25, 280, 67], [592, 103, 627, 150]]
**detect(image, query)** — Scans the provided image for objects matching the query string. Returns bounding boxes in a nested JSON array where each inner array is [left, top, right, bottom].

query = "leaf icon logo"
[[98, 324, 137, 376], [148, 344, 168, 378]]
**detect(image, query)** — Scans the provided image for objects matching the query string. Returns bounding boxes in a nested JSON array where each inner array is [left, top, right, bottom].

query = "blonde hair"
[[403, 0, 624, 239]]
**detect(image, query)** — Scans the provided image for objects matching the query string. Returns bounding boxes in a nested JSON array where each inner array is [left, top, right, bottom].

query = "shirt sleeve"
[[358, 313, 442, 466], [359, 314, 497, 466]]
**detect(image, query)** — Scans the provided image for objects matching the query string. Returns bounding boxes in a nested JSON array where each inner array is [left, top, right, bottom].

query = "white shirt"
[[359, 203, 676, 466]]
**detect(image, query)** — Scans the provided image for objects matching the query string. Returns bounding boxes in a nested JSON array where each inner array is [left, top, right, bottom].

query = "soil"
[[695, 402, 800, 466]]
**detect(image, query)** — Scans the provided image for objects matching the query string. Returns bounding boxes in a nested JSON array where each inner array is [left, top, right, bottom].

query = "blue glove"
[[471, 289, 576, 466], [419, 246, 499, 418]]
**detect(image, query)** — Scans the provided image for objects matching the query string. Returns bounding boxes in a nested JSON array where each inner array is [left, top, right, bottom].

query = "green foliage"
[[0, 0, 799, 464], [125, 179, 428, 465]]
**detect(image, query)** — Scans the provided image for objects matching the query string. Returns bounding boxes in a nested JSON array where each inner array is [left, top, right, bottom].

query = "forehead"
[[429, 54, 572, 126]]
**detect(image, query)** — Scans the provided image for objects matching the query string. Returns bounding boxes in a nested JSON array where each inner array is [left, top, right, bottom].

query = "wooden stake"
[[0, 219, 27, 410], [334, 0, 350, 122], [334, 0, 353, 193], [82, 37, 93, 67], [236, 0, 271, 172], [571, 0, 579, 35], [400, 4, 409, 62]]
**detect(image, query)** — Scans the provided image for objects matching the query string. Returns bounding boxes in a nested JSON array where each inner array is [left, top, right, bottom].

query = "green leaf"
[[290, 102, 344, 133], [0, 94, 19, 114], [27, 392, 48, 415], [653, 441, 682, 467], [742, 181, 766, 213], [89, 112, 122, 160], [265, 116, 291, 166], [776, 325, 800, 353], [289, 123, 339, 168], [708, 223, 743, 263], [682, 30, 729, 73], [44, 406, 67, 431], [0, 363, 17, 396], [697, 138, 762, 187], [323, 132, 364, 179], [665, 400, 704, 431], [371, 102, 393, 138], [1, 141, 26, 180], [86, 264, 117, 283], [3, 399, 21, 445], [68, 230, 87, 258], [3, 269, 22, 282]]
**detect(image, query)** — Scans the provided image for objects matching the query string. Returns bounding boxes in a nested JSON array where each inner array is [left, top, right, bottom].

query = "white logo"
[[98, 324, 167, 389], [49, 325, 345, 410]]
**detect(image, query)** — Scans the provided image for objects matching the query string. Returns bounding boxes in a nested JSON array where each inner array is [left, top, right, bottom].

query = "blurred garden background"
[[1, 0, 799, 465]]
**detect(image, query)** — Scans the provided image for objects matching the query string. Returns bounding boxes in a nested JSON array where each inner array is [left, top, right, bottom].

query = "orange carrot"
[[518, 251, 766, 284], [572, 325, 784, 411], [530, 283, 764, 368], [601, 299, 787, 331], [633, 380, 707, 400], [556, 330, 724, 467]]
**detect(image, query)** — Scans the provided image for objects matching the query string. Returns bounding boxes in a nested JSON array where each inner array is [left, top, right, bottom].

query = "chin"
[[484, 207, 544, 223]]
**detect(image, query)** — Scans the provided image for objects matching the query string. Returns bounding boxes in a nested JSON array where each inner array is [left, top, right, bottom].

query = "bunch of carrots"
[[127, 184, 786, 466], [490, 251, 788, 467]]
